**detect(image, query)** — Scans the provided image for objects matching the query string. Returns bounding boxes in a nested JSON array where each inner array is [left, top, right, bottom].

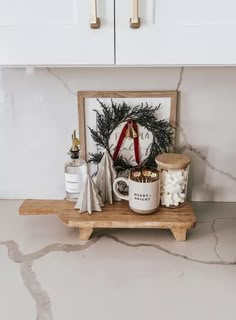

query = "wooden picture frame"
[[78, 91, 177, 173]]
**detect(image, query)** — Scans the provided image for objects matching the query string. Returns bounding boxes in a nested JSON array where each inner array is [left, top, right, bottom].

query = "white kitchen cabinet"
[[115, 0, 236, 65], [0, 0, 114, 65], [1, 0, 236, 66]]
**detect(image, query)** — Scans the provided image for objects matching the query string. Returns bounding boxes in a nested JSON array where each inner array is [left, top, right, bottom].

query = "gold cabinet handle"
[[90, 0, 100, 29], [130, 0, 141, 29]]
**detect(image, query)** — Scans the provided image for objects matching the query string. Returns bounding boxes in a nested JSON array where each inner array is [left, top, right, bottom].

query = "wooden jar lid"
[[155, 153, 191, 170]]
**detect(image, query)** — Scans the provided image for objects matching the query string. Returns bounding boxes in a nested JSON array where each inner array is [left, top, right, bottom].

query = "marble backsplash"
[[0, 67, 235, 201]]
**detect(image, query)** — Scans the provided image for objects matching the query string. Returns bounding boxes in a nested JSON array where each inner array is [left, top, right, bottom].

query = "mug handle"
[[113, 177, 129, 201]]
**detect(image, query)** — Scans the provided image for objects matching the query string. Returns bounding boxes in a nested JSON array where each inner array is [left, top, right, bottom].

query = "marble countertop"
[[0, 200, 236, 320]]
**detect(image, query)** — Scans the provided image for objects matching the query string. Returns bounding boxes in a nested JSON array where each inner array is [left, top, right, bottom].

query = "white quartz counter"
[[0, 200, 236, 320]]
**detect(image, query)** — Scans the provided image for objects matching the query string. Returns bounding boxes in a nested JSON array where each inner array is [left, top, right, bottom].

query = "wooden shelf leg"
[[171, 228, 187, 241], [79, 228, 93, 241]]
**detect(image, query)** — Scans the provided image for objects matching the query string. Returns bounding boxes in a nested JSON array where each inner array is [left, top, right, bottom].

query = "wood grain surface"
[[19, 199, 196, 241]]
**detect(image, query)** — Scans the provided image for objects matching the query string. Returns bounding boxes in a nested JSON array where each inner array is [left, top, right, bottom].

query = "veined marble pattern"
[[0, 200, 236, 320], [0, 67, 236, 200]]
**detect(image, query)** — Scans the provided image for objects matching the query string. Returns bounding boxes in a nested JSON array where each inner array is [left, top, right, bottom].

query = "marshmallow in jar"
[[155, 153, 191, 208]]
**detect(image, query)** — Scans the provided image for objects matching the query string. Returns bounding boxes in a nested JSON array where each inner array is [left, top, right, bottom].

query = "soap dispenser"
[[65, 130, 87, 202]]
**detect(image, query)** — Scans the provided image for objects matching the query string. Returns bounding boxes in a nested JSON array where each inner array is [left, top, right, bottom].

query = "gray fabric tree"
[[75, 174, 103, 214], [95, 150, 120, 204]]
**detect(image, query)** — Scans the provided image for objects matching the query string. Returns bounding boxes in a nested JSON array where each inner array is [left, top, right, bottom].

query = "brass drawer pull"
[[130, 0, 141, 29], [90, 0, 100, 29]]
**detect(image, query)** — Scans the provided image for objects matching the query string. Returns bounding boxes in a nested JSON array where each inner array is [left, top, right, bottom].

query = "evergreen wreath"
[[88, 99, 174, 172]]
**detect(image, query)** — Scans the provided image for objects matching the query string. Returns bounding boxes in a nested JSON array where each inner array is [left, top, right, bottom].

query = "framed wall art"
[[78, 91, 177, 176]]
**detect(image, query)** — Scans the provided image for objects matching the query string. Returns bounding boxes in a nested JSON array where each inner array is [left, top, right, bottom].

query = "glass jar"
[[155, 153, 191, 208]]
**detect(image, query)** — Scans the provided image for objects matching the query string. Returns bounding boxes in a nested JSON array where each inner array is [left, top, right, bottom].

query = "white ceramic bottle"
[[65, 130, 87, 202]]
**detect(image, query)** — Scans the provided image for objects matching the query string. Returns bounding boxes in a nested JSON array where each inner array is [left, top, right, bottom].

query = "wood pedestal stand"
[[19, 200, 196, 241]]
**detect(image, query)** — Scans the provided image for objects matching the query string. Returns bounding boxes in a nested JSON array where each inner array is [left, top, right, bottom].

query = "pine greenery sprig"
[[88, 99, 174, 172], [88, 151, 104, 164]]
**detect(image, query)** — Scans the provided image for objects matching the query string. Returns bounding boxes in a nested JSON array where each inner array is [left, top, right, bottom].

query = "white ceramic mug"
[[113, 177, 160, 214]]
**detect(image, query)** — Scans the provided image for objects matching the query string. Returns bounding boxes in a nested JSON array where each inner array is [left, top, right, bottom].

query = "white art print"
[[78, 92, 177, 176]]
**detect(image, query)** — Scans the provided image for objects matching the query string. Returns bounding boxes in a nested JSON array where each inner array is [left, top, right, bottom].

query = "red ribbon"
[[112, 119, 140, 165]]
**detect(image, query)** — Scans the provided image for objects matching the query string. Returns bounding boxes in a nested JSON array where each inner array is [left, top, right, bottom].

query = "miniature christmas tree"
[[95, 150, 120, 204], [75, 174, 103, 214]]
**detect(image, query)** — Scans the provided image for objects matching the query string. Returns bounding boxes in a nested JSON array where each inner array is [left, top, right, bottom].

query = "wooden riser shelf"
[[19, 200, 196, 241]]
